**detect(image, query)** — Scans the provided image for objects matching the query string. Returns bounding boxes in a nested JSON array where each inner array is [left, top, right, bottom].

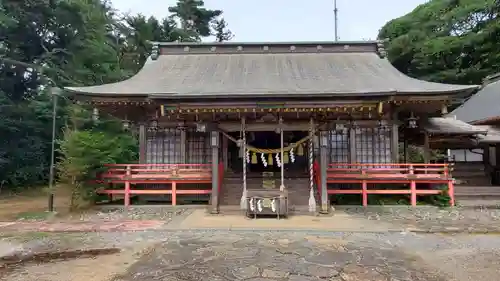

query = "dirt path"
[[1, 245, 151, 281], [0, 231, 160, 281], [0, 189, 72, 220]]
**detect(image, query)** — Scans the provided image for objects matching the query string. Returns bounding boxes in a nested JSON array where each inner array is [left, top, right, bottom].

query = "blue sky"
[[111, 0, 427, 41]]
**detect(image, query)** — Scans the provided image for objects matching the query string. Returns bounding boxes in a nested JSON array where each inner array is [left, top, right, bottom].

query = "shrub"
[[57, 106, 137, 209]]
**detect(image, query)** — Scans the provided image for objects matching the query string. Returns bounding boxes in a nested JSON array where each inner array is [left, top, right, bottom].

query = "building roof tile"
[[65, 41, 478, 98], [449, 78, 500, 124]]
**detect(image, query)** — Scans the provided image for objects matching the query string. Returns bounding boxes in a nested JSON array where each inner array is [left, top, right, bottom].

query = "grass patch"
[[15, 211, 56, 221], [1, 232, 53, 243]]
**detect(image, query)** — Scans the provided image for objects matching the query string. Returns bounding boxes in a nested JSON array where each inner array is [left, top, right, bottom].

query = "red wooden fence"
[[97, 163, 224, 207], [313, 162, 454, 207]]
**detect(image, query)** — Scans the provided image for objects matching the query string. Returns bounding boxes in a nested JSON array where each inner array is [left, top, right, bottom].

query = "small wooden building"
[[65, 41, 480, 213], [447, 74, 500, 188]]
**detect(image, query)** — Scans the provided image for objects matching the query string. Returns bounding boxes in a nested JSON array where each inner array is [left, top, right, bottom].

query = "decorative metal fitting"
[[151, 43, 159, 60]]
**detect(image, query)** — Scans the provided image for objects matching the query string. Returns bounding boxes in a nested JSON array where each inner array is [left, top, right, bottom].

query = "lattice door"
[[328, 128, 350, 166], [186, 130, 210, 164], [354, 126, 392, 165], [146, 128, 182, 164]]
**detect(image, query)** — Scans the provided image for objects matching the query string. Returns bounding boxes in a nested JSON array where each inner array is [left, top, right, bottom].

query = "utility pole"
[[334, 0, 339, 41]]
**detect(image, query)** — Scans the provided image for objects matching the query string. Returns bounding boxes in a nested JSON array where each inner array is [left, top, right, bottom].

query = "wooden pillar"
[[423, 132, 431, 164], [319, 131, 329, 213], [180, 128, 187, 163], [349, 124, 356, 163], [210, 131, 220, 214], [403, 137, 408, 162], [391, 112, 399, 163], [222, 133, 228, 170], [138, 124, 147, 163]]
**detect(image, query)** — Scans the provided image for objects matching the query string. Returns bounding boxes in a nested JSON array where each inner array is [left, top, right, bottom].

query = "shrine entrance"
[[248, 131, 308, 173], [227, 130, 309, 175]]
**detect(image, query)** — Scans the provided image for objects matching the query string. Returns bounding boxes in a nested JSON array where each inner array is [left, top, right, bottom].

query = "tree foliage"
[[378, 0, 500, 84], [57, 106, 138, 208], [0, 0, 233, 193]]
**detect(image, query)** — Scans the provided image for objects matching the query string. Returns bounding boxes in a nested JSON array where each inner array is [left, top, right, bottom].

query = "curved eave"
[[64, 52, 479, 98]]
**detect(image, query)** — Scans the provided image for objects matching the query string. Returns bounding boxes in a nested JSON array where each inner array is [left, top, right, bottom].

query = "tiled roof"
[[65, 41, 478, 98], [423, 118, 488, 135], [449, 78, 500, 123], [476, 125, 500, 143]]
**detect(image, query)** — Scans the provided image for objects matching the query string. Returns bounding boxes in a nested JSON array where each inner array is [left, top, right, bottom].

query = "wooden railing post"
[[171, 180, 177, 206], [361, 169, 368, 207], [446, 164, 455, 206], [409, 165, 416, 206], [124, 165, 131, 207]]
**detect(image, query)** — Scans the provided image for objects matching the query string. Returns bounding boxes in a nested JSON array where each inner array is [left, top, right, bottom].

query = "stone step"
[[453, 170, 487, 177], [219, 177, 315, 207], [454, 177, 492, 186], [455, 187, 500, 195]]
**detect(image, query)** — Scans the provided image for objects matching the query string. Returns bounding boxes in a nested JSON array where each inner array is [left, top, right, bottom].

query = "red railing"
[[97, 163, 224, 207], [313, 161, 322, 201], [218, 162, 224, 196], [314, 162, 454, 207]]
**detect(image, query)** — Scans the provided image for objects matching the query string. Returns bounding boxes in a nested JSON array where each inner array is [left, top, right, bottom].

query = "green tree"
[[0, 0, 232, 193], [168, 0, 223, 41], [212, 17, 233, 42], [0, 0, 125, 188], [378, 0, 500, 85]]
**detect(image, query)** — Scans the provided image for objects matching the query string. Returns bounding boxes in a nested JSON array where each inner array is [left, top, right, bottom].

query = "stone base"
[[209, 207, 220, 214]]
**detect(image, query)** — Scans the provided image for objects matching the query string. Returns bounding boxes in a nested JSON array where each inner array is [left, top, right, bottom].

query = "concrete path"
[[172, 209, 400, 232]]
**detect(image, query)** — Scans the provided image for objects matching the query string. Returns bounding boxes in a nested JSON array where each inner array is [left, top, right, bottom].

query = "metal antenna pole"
[[334, 0, 339, 41]]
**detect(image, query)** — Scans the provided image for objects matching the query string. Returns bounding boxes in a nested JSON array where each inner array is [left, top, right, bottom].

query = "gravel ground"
[[1, 230, 499, 281], [341, 206, 500, 232], [1, 206, 500, 281]]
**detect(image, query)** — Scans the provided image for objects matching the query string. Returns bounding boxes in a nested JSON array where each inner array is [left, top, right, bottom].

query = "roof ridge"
[[148, 40, 381, 46], [149, 40, 388, 60], [483, 73, 500, 85]]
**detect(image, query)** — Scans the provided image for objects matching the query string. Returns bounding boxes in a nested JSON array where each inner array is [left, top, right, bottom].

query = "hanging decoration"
[[275, 153, 281, 168], [240, 117, 247, 210], [251, 152, 258, 164], [308, 118, 317, 213], [297, 143, 304, 156], [261, 153, 267, 167], [220, 130, 311, 167], [245, 149, 250, 164]]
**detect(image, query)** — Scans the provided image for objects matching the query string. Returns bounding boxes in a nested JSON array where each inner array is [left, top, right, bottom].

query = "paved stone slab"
[[173, 209, 398, 231], [115, 232, 448, 281]]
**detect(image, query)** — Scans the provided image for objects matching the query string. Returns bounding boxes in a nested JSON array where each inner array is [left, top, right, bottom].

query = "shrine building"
[[65, 41, 482, 215]]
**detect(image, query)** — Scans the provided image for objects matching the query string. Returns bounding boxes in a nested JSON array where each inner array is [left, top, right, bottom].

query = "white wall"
[[450, 149, 483, 162]]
